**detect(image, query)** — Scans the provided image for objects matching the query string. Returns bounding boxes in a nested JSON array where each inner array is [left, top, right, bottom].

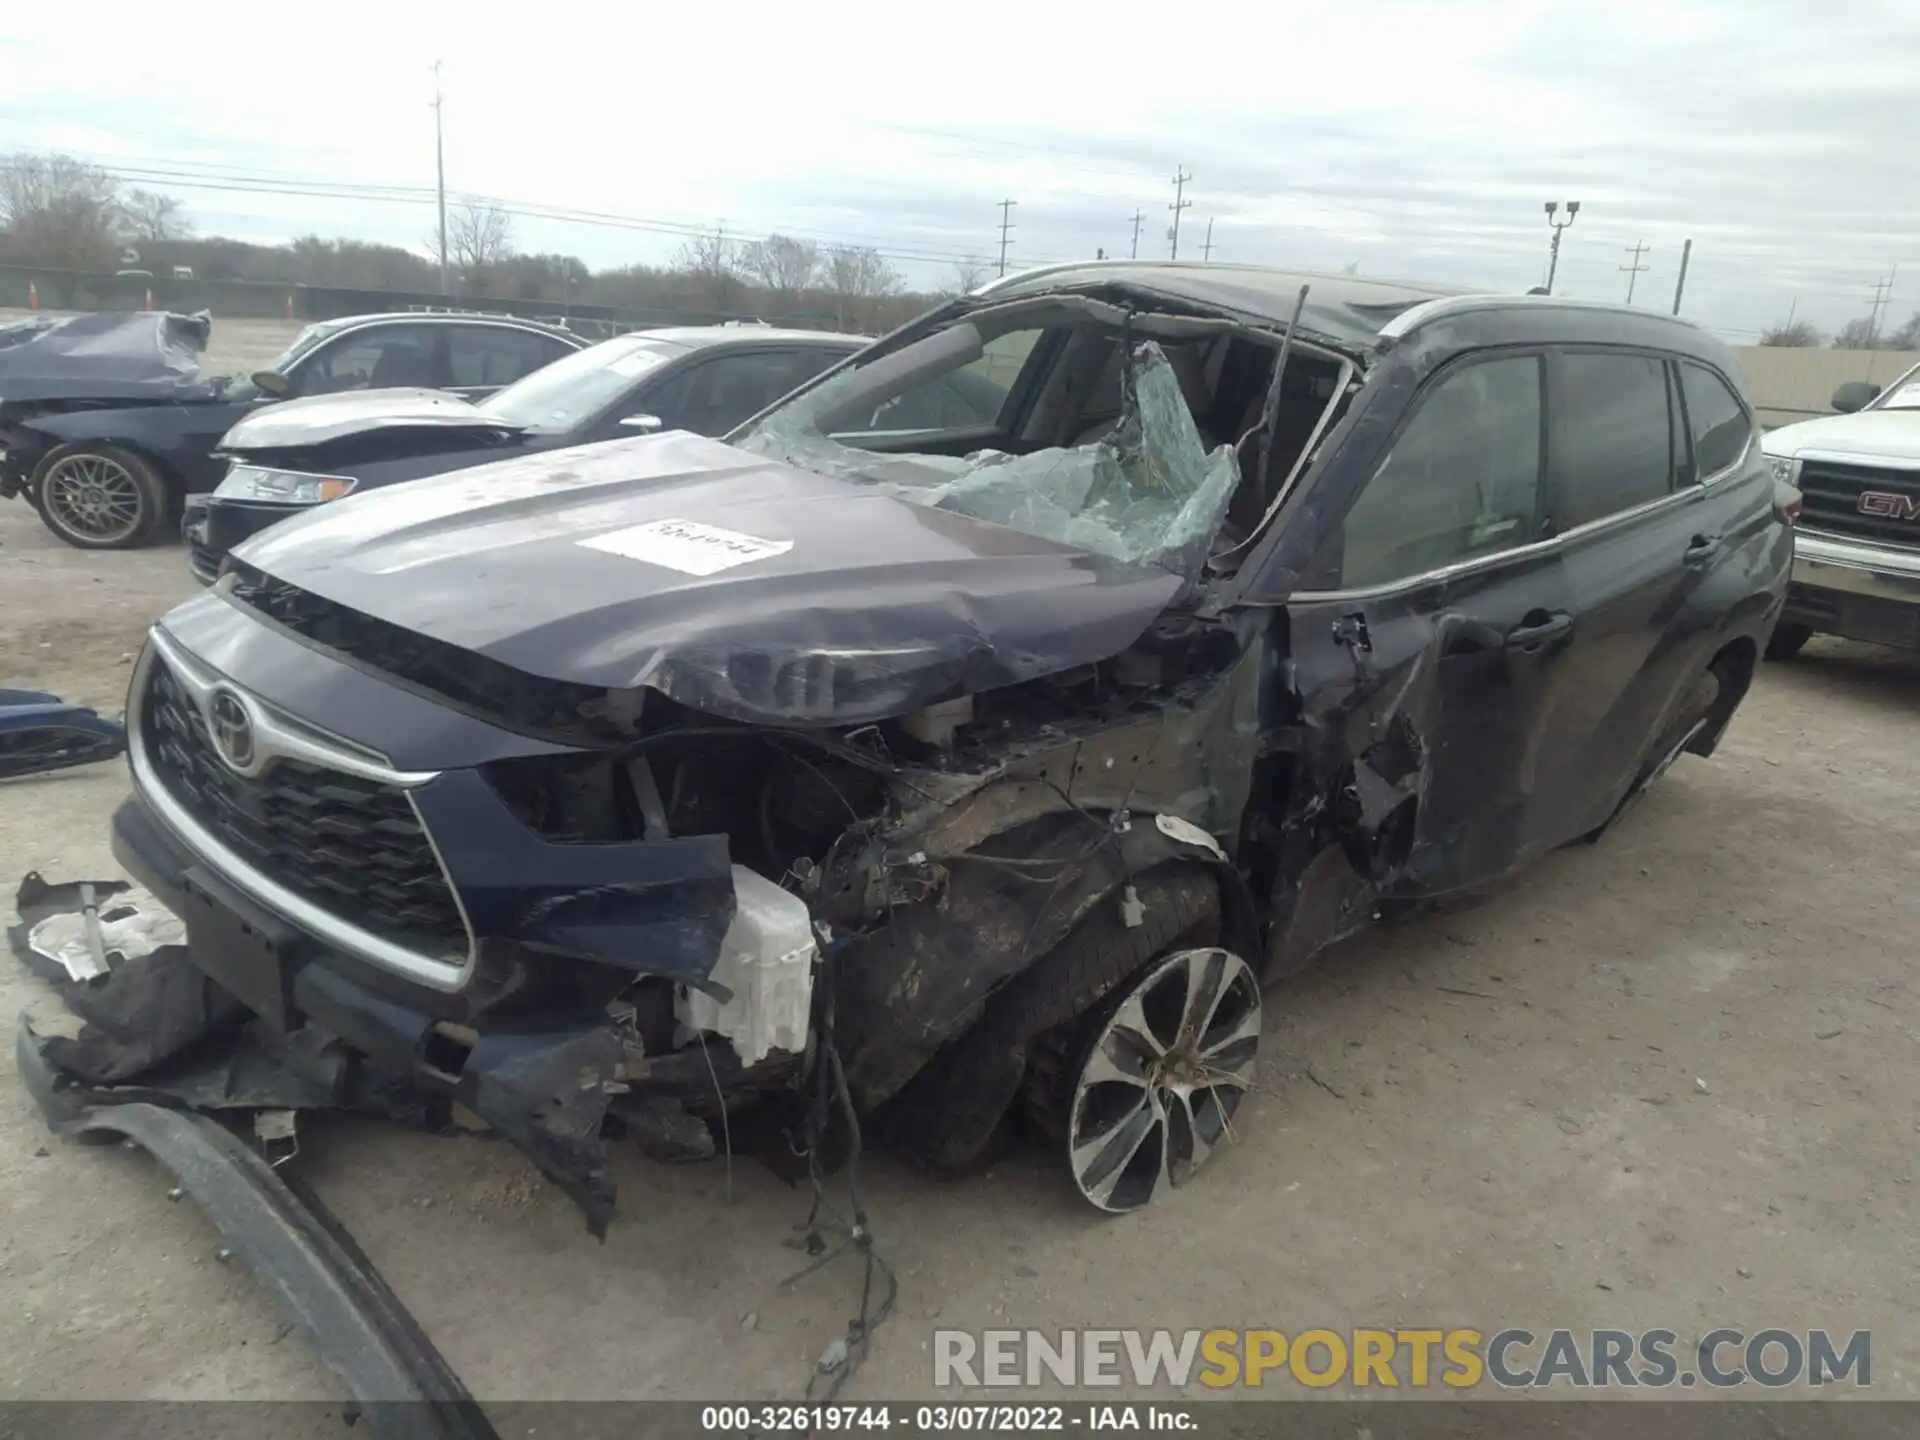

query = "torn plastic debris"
[[740, 341, 1238, 579], [27, 883, 184, 982]]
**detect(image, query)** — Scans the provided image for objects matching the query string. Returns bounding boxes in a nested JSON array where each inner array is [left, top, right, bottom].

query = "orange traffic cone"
[[27, 280, 38, 311], [285, 294, 294, 321], [142, 289, 153, 311]]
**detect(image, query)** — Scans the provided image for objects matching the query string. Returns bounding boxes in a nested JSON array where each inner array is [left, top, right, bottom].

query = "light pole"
[[433, 61, 449, 296], [1543, 200, 1580, 295]]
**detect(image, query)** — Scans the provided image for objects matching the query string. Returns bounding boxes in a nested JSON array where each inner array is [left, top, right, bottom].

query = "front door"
[[1270, 350, 1571, 963]]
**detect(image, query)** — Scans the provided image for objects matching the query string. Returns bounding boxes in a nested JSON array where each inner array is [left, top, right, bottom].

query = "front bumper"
[[184, 494, 310, 585], [1786, 529, 1920, 650]]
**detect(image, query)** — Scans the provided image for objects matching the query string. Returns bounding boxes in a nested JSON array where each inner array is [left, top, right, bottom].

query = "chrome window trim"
[[129, 628, 476, 992], [1289, 484, 1706, 604]]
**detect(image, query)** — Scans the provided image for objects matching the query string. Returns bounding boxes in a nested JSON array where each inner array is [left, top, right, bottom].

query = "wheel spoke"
[[1070, 1092, 1163, 1209], [1180, 949, 1230, 1046], [1082, 1026, 1155, 1089], [1197, 1003, 1263, 1075], [1110, 990, 1172, 1062]]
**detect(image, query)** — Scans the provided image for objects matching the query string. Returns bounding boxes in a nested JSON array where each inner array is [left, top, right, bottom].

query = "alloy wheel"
[[41, 453, 147, 545], [1066, 946, 1262, 1213]]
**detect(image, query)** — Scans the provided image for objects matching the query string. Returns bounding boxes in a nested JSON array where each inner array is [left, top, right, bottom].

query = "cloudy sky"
[[4, 0, 1916, 343]]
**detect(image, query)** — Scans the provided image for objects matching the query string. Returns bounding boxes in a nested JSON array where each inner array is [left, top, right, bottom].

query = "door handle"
[[1684, 533, 1722, 567], [1505, 610, 1574, 652]]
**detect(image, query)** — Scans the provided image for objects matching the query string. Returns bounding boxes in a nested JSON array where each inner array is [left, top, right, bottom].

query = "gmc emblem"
[[1857, 490, 1920, 521]]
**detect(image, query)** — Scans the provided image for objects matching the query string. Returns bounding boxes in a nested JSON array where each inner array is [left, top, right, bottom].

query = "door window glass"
[[1552, 353, 1674, 527], [447, 326, 572, 388], [296, 326, 439, 394], [654, 350, 846, 436], [1679, 363, 1752, 478], [1311, 355, 1544, 589], [854, 329, 1042, 435]]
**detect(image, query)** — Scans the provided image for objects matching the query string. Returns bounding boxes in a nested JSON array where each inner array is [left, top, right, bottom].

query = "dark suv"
[[97, 262, 1792, 1226]]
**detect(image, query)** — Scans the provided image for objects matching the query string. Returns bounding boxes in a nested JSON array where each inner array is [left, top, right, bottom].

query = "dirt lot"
[[2, 498, 1917, 1410]]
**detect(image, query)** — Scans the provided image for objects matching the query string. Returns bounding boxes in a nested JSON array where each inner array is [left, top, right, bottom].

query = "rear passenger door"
[[1536, 349, 1753, 837]]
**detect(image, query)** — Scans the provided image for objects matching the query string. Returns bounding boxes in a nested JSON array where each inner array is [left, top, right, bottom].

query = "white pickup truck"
[[1761, 361, 1920, 656]]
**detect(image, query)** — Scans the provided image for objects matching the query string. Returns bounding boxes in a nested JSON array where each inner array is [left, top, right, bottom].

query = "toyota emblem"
[[208, 688, 256, 770]]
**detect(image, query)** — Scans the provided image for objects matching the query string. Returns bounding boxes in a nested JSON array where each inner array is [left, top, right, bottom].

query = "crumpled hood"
[[1763, 409, 1920, 463], [0, 310, 212, 404], [230, 432, 1184, 725], [219, 388, 523, 453]]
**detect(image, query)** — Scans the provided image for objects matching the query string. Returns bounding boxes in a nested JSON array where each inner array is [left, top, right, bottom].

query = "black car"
[[1, 310, 584, 550], [79, 261, 1792, 1231], [184, 325, 871, 583]]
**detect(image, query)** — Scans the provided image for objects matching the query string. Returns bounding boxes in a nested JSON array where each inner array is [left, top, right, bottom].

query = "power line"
[[1620, 239, 1650, 304], [996, 199, 1017, 277], [16, 155, 1080, 272], [1167, 168, 1192, 260]]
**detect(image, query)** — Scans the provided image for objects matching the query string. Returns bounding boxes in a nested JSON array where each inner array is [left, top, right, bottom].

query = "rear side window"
[[447, 327, 571, 388], [653, 350, 843, 436], [1679, 364, 1752, 478], [1551, 353, 1674, 529], [1308, 354, 1544, 590]]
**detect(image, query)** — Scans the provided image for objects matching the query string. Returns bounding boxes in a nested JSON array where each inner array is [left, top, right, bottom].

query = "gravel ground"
[[2, 499, 1917, 1412]]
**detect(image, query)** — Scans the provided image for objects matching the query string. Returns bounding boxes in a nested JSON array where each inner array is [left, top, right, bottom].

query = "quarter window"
[[1551, 353, 1674, 528], [1310, 355, 1544, 589], [1679, 363, 1752, 478]]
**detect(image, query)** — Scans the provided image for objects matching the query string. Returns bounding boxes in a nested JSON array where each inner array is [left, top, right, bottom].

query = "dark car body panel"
[[226, 431, 1184, 725], [108, 265, 1789, 1231]]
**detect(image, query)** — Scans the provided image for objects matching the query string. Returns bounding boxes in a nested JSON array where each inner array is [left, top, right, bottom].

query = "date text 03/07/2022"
[[699, 1403, 1198, 1432]]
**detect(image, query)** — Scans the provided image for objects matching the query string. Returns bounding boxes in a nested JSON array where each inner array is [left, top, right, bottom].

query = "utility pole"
[[1201, 218, 1214, 263], [1130, 209, 1144, 260], [432, 61, 449, 296], [1869, 273, 1895, 342], [1620, 240, 1650, 304], [996, 199, 1017, 277], [1542, 199, 1579, 294], [1671, 238, 1692, 316], [1168, 168, 1192, 260]]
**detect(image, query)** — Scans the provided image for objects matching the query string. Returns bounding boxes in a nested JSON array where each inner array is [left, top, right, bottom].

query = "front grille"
[[141, 655, 467, 960], [1797, 459, 1920, 548]]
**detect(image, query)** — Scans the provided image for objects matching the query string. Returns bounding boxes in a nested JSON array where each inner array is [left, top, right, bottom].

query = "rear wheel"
[[1765, 623, 1813, 661], [33, 444, 168, 549]]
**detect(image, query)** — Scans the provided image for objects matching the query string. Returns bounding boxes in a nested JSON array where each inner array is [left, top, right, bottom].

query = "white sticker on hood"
[[579, 518, 793, 576]]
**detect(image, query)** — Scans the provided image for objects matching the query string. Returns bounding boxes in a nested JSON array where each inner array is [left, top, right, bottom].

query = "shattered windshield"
[[737, 336, 1239, 578], [480, 334, 686, 431], [1876, 364, 1920, 410]]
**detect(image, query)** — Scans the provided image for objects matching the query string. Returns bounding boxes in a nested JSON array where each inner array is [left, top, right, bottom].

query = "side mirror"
[[252, 370, 291, 398], [1831, 381, 1880, 414], [619, 413, 663, 432]]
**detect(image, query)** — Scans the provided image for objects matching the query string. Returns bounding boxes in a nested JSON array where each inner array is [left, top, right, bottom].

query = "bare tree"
[[1891, 311, 1920, 351], [951, 255, 991, 294], [0, 151, 123, 268], [823, 245, 902, 331], [674, 227, 740, 312], [1759, 319, 1822, 347], [1832, 316, 1895, 351], [121, 188, 192, 242], [738, 233, 820, 300], [440, 199, 515, 274]]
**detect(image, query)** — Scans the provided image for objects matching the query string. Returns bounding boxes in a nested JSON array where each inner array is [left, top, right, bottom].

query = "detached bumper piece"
[[15, 1022, 496, 1440], [0, 689, 125, 779]]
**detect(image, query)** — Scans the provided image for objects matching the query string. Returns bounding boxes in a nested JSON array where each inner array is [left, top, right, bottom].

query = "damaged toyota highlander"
[[33, 262, 1794, 1230]]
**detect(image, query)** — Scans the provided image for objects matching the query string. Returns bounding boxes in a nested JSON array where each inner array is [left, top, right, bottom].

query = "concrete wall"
[[1730, 347, 1920, 430]]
